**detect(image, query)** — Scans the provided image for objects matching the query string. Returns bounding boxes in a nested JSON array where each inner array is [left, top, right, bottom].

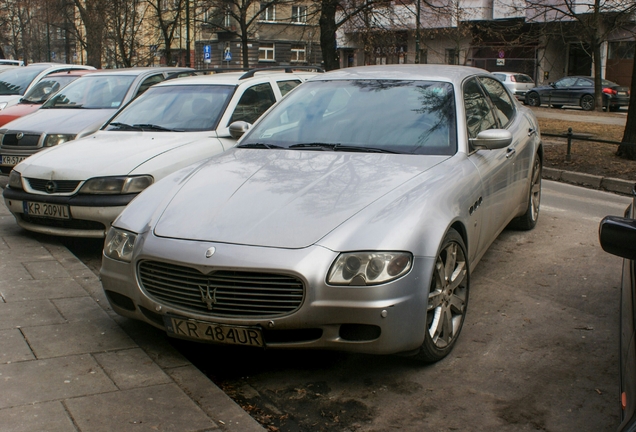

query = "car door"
[[464, 77, 516, 257], [551, 76, 578, 105], [572, 77, 594, 104]]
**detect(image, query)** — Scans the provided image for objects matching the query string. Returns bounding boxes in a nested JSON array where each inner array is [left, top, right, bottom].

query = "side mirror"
[[470, 129, 513, 150], [549, 82, 555, 87], [599, 214, 636, 260], [229, 121, 251, 140]]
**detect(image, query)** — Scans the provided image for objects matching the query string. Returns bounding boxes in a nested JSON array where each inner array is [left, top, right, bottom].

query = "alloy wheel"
[[581, 94, 595, 111]]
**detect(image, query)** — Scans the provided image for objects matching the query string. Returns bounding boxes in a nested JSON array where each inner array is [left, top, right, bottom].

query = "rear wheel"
[[581, 94, 595, 111], [412, 229, 469, 363], [526, 92, 541, 107], [509, 154, 542, 230]]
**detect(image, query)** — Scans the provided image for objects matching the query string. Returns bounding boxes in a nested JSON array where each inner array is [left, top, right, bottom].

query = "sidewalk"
[[0, 201, 264, 432]]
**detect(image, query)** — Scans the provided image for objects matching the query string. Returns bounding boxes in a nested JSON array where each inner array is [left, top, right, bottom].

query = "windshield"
[[0, 65, 49, 96], [105, 84, 234, 132], [240, 80, 457, 155], [43, 75, 135, 109], [21, 76, 78, 104]]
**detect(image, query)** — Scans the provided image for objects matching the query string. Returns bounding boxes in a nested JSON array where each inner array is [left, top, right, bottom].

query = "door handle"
[[506, 147, 516, 159], [528, 128, 537, 136]]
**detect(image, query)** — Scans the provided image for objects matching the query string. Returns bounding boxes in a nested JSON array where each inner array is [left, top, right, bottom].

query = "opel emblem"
[[205, 247, 216, 258], [16, 132, 23, 140], [45, 181, 57, 193]]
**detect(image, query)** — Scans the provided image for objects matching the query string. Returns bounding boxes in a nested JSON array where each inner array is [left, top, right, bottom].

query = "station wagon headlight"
[[8, 170, 23, 190], [44, 134, 76, 147], [79, 175, 154, 194], [104, 227, 137, 263], [328, 252, 412, 286]]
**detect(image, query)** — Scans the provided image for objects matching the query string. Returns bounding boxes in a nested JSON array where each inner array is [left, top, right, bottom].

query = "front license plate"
[[164, 317, 264, 347], [1, 155, 27, 166], [23, 201, 70, 219]]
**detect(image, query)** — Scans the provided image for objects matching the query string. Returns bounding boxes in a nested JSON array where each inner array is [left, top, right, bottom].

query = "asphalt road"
[[65, 180, 632, 431]]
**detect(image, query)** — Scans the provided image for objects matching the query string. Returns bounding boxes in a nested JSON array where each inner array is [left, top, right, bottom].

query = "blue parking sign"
[[203, 45, 211, 60]]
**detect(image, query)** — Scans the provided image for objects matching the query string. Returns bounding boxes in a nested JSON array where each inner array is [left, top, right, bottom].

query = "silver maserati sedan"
[[100, 65, 543, 363]]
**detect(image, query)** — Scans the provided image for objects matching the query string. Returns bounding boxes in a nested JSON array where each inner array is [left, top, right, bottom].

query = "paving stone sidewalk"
[[0, 202, 264, 432]]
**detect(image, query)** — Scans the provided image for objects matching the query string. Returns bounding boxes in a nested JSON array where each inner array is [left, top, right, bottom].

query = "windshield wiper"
[[289, 143, 337, 151], [47, 104, 84, 109], [333, 144, 398, 154], [236, 143, 284, 149], [109, 122, 143, 131], [133, 124, 184, 132]]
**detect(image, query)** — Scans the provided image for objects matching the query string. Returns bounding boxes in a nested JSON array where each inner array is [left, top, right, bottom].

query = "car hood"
[[0, 104, 39, 126], [17, 131, 219, 180], [1, 108, 117, 134], [153, 149, 449, 249]]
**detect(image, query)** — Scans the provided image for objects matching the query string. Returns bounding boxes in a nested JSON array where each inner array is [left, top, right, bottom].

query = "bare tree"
[[72, 0, 111, 67], [107, 0, 149, 67], [146, 0, 186, 66]]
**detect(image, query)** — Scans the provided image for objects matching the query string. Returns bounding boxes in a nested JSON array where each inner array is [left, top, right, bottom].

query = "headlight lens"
[[44, 134, 76, 147], [8, 170, 22, 190], [79, 175, 153, 194], [104, 227, 137, 263], [327, 252, 412, 286]]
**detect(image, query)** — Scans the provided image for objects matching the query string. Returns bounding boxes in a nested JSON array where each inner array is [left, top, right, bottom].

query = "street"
[[66, 180, 632, 431]]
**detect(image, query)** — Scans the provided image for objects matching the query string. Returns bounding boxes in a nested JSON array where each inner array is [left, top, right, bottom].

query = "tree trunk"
[[319, 0, 339, 71], [592, 39, 603, 112], [617, 57, 636, 160]]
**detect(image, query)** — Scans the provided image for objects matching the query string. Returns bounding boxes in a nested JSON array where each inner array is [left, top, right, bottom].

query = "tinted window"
[[230, 83, 277, 124], [575, 78, 593, 87], [513, 74, 534, 83], [555, 77, 578, 88], [107, 84, 234, 132], [22, 76, 78, 104], [479, 77, 515, 127], [135, 74, 164, 98], [240, 80, 457, 155], [0, 66, 49, 95], [464, 78, 497, 140], [277, 80, 301, 96]]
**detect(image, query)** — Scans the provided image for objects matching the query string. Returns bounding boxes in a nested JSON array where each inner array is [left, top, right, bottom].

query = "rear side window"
[[230, 83, 277, 124], [277, 80, 301, 96], [513, 74, 534, 83], [479, 77, 515, 128]]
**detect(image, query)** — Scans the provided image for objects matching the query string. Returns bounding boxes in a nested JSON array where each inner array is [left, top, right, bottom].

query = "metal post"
[[566, 127, 573, 161]]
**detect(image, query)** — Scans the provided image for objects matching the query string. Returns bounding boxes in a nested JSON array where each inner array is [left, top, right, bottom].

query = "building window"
[[446, 48, 458, 65], [291, 44, 306, 62], [260, 4, 275, 21], [291, 6, 307, 23], [259, 43, 275, 61], [224, 10, 232, 27]]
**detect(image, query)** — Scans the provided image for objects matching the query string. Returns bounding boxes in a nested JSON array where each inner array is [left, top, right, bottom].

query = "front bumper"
[[3, 187, 135, 237], [101, 233, 436, 356]]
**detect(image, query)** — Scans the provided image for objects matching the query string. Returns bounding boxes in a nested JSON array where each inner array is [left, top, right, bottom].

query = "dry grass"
[[537, 117, 636, 181]]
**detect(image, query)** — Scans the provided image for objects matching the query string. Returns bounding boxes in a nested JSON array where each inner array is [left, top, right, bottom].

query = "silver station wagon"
[[100, 65, 543, 363]]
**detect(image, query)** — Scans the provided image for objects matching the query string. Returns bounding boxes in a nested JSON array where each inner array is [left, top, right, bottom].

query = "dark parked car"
[[525, 76, 629, 111], [599, 185, 636, 432]]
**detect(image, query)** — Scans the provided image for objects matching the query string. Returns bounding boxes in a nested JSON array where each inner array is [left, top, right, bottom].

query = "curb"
[[543, 167, 635, 195]]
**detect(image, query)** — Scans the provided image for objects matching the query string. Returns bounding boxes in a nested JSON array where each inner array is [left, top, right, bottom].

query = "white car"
[[0, 62, 95, 111], [492, 72, 535, 100], [3, 69, 318, 238]]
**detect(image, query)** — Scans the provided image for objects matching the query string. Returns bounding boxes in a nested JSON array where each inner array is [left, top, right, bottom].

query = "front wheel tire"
[[581, 94, 595, 111], [526, 92, 541, 107], [412, 228, 469, 363]]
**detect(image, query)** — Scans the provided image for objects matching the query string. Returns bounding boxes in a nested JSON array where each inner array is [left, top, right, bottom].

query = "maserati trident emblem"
[[199, 281, 217, 310], [205, 247, 216, 258], [45, 181, 57, 194]]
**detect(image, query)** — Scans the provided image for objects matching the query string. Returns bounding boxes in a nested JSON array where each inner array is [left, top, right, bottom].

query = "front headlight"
[[327, 252, 412, 286], [44, 134, 76, 147], [104, 227, 137, 263], [79, 175, 153, 194], [8, 170, 23, 190]]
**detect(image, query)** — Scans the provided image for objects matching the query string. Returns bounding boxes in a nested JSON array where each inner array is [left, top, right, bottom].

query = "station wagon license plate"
[[1, 155, 27, 166], [164, 317, 264, 347], [23, 201, 70, 219]]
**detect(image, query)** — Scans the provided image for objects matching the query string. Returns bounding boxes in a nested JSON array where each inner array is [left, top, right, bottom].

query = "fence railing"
[[542, 128, 636, 161]]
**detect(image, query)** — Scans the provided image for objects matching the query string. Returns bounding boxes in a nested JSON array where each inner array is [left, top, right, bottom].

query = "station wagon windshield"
[[239, 80, 457, 155], [106, 84, 234, 132], [43, 75, 136, 109]]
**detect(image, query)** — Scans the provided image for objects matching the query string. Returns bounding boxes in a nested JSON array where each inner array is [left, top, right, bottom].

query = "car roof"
[[308, 65, 491, 83], [154, 70, 316, 87], [46, 70, 96, 77], [82, 67, 192, 77]]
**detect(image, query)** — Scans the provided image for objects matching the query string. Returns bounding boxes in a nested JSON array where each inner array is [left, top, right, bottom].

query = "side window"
[[464, 78, 497, 141], [277, 80, 301, 97], [575, 78, 593, 87], [230, 83, 277, 124], [555, 77, 577, 88], [135, 74, 164, 98], [479, 77, 515, 128]]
